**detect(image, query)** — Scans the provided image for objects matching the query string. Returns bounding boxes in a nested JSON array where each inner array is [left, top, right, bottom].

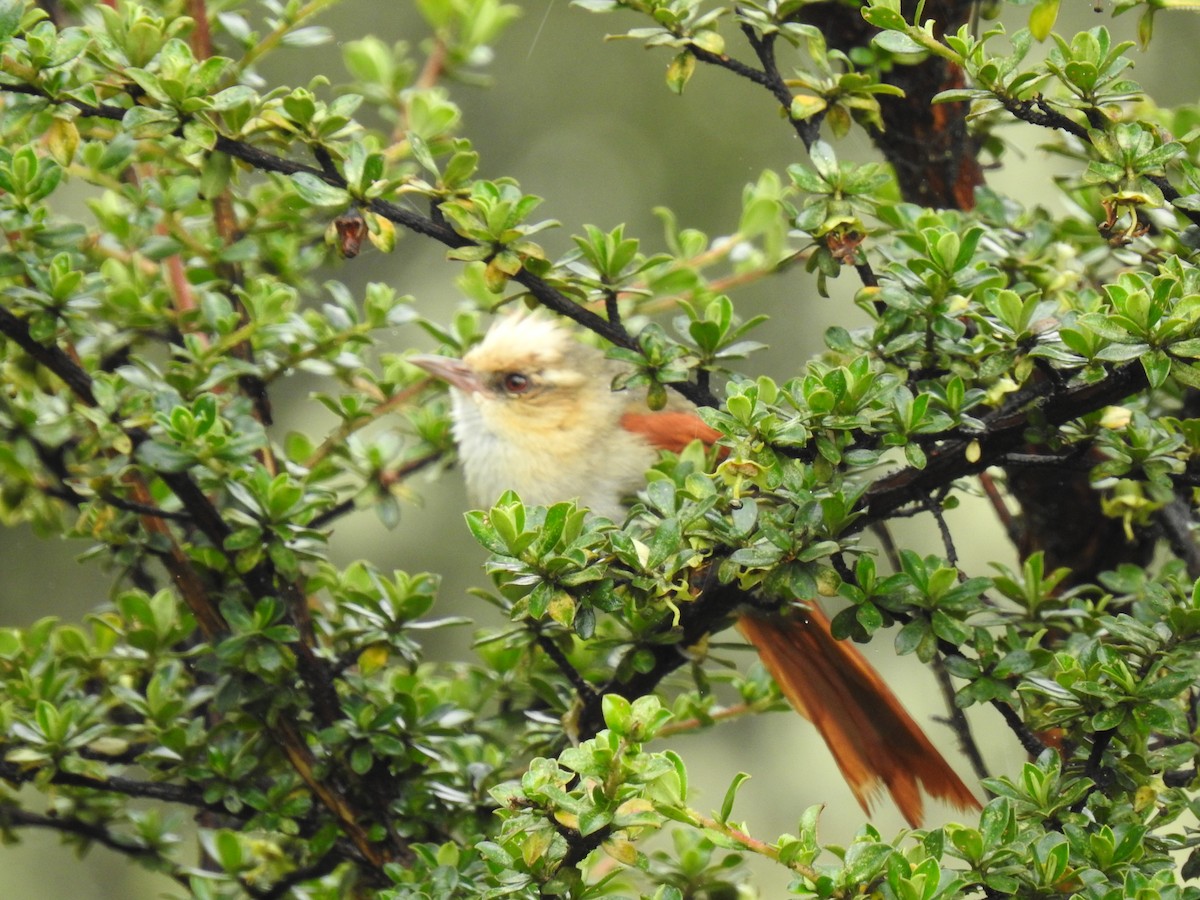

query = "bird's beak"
[[409, 354, 483, 394]]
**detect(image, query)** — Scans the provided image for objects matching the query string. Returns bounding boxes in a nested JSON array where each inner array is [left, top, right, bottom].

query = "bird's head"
[[410, 313, 619, 447], [410, 311, 719, 516]]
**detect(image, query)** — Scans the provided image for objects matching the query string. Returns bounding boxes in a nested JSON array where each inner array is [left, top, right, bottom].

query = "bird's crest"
[[466, 311, 593, 386]]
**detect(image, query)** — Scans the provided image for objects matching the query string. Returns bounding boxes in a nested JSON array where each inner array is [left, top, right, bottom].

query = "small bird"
[[411, 312, 979, 826]]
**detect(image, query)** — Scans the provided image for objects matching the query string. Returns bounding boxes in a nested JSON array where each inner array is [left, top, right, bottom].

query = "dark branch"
[[577, 570, 742, 739], [1000, 95, 1089, 141], [991, 697, 1049, 757], [0, 807, 188, 885], [733, 21, 821, 146], [861, 363, 1149, 524], [925, 493, 959, 568], [0, 305, 97, 403], [0, 81, 723, 410], [559, 819, 611, 868], [1158, 498, 1200, 579], [0, 761, 234, 818], [310, 452, 444, 530], [1078, 727, 1116, 805], [536, 632, 597, 704], [930, 654, 992, 785], [999, 95, 1200, 231], [688, 41, 773, 90]]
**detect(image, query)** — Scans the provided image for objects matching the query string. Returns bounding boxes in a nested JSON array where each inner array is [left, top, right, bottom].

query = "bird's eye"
[[501, 372, 532, 394]]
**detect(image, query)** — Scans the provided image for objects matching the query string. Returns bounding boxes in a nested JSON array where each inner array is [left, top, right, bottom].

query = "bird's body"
[[412, 312, 979, 826], [443, 315, 657, 519]]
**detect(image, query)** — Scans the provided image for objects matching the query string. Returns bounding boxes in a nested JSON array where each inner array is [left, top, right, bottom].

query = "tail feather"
[[736, 608, 979, 827]]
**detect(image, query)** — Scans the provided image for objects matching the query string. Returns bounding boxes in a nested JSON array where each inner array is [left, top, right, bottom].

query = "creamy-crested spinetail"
[[411, 312, 979, 826], [410, 313, 716, 518]]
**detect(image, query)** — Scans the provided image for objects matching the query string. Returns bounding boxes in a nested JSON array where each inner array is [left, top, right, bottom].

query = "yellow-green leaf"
[[46, 118, 79, 167], [666, 50, 695, 95], [790, 94, 827, 121], [1029, 0, 1059, 41]]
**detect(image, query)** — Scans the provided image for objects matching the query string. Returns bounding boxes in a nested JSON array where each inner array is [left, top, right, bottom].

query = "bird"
[[410, 311, 980, 827]]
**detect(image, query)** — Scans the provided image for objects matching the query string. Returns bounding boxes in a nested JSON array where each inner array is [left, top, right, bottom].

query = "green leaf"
[[136, 441, 194, 473], [290, 172, 349, 208], [691, 30, 724, 55], [213, 830, 244, 872], [465, 511, 509, 555], [1141, 350, 1171, 389], [895, 619, 928, 656], [948, 824, 984, 863], [843, 841, 894, 884], [666, 50, 695, 94], [603, 694, 633, 735], [873, 30, 926, 55], [1028, 0, 1060, 41], [209, 85, 256, 111], [0, 0, 22, 43], [1170, 362, 1200, 389], [718, 772, 750, 823], [645, 517, 682, 569], [861, 4, 909, 31], [904, 442, 927, 468], [809, 140, 837, 180]]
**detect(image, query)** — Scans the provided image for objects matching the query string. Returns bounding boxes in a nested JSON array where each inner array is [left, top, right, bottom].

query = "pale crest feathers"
[[467, 311, 582, 368]]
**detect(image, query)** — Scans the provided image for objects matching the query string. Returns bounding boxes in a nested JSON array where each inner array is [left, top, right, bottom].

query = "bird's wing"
[[618, 410, 722, 454]]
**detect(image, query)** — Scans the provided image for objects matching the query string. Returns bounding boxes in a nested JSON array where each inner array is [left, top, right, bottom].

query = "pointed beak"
[[409, 354, 483, 394]]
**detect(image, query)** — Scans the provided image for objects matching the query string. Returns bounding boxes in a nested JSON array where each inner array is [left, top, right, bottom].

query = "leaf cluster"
[[1, 0, 1200, 898]]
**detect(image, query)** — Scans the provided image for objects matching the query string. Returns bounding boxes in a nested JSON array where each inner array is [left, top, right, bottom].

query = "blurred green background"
[[2, 1, 1198, 896]]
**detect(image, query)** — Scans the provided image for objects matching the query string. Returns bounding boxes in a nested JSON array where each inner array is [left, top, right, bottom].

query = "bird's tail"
[[736, 607, 980, 827]]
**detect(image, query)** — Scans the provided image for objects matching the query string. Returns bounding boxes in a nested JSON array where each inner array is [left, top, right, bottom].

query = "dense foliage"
[[2, 0, 1200, 897]]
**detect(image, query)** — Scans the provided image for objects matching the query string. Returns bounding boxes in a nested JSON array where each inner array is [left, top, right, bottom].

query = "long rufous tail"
[[736, 607, 979, 827], [621, 409, 978, 824]]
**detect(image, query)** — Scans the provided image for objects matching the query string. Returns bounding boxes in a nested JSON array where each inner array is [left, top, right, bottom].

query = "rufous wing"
[[619, 410, 722, 454]]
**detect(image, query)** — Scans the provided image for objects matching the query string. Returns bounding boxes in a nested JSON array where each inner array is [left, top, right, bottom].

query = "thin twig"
[[999, 95, 1200, 230], [655, 698, 777, 737], [925, 493, 959, 568], [978, 471, 1021, 546], [0, 761, 230, 815], [0, 808, 190, 886], [869, 521, 904, 572], [929, 655, 992, 785], [309, 452, 443, 530], [734, 20, 821, 146], [990, 698, 1048, 757], [687, 811, 826, 883], [305, 379, 432, 469], [536, 632, 597, 704], [1000, 95, 1089, 141]]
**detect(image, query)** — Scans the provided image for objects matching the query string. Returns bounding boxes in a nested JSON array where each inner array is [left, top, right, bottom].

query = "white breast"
[[450, 390, 655, 520]]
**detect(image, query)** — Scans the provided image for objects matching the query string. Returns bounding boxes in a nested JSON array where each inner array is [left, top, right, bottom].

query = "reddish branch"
[[0, 301, 397, 870], [797, 0, 983, 209]]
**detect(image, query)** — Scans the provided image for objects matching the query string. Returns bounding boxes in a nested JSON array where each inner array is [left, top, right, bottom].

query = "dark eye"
[[501, 372, 532, 394]]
